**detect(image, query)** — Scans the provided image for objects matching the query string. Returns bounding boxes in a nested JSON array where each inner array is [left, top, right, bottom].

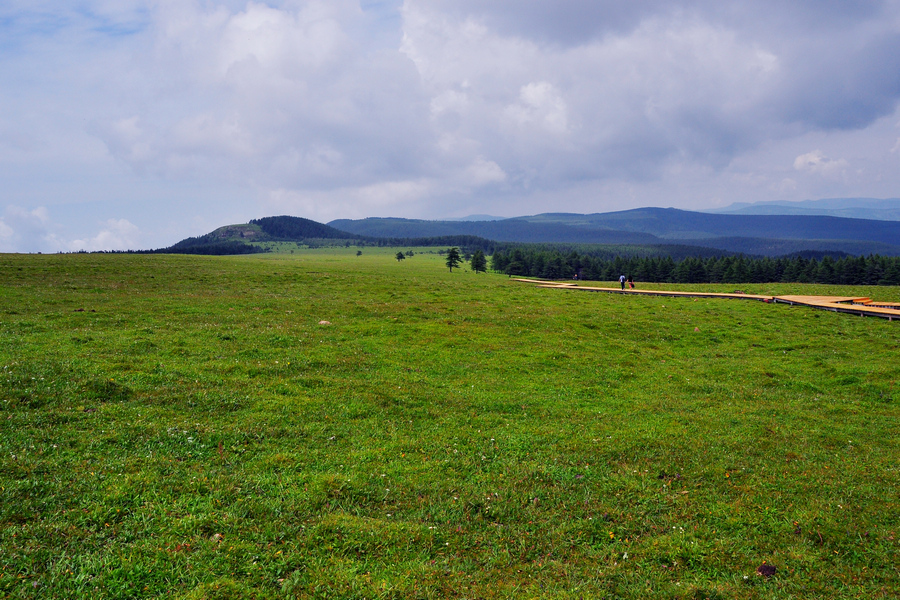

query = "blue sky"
[[2, 0, 900, 252]]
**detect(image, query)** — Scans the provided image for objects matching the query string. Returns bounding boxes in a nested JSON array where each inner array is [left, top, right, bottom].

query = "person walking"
[[627, 276, 635, 289], [619, 274, 626, 290]]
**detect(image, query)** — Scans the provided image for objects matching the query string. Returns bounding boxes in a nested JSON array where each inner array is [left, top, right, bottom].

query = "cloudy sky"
[[2, 0, 900, 252]]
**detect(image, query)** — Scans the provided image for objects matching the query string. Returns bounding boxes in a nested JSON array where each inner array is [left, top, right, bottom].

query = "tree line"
[[489, 248, 900, 285]]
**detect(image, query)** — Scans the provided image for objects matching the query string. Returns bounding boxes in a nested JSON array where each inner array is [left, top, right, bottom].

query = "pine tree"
[[470, 249, 487, 273], [445, 247, 462, 272]]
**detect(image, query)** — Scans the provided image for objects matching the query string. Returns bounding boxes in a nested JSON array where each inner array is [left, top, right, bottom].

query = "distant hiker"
[[619, 274, 626, 290], [628, 276, 635, 289]]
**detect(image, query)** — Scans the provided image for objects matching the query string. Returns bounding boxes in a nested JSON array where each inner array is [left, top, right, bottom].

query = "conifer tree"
[[470, 249, 487, 273], [445, 247, 462, 272]]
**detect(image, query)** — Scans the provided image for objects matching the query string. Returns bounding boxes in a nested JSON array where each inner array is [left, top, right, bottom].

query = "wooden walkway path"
[[513, 279, 900, 321]]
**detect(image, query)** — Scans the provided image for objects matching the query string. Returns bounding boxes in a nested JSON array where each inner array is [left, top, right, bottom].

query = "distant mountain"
[[706, 197, 900, 220], [156, 209, 900, 257], [328, 208, 900, 256], [327, 216, 661, 244], [443, 214, 506, 222]]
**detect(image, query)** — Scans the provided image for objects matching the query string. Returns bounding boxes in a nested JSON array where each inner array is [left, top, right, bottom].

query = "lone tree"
[[395, 251, 406, 262], [470, 249, 487, 273], [445, 247, 462, 272]]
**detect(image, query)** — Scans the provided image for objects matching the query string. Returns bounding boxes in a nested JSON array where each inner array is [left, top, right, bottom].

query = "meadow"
[[0, 248, 898, 599]]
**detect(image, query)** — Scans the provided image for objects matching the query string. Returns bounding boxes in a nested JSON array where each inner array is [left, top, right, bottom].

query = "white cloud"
[[462, 157, 507, 186], [215, 1, 347, 76], [505, 82, 568, 135], [86, 0, 429, 189], [69, 219, 140, 252], [399, 5, 791, 185], [793, 150, 848, 175], [0, 207, 142, 252], [0, 206, 61, 252]]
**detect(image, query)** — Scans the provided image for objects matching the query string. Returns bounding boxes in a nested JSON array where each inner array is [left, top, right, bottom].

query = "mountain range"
[[328, 207, 900, 256], [157, 204, 900, 257], [705, 197, 900, 220]]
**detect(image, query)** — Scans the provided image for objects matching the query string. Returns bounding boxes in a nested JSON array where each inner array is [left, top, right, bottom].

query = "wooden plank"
[[773, 295, 900, 320], [776, 295, 869, 304], [539, 284, 771, 301], [517, 279, 899, 321]]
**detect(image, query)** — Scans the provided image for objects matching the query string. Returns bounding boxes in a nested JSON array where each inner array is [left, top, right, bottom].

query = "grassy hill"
[[156, 216, 501, 255], [1, 250, 898, 598], [156, 216, 361, 254]]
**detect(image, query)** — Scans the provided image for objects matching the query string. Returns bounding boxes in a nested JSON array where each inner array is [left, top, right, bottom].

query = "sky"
[[2, 0, 900, 252]]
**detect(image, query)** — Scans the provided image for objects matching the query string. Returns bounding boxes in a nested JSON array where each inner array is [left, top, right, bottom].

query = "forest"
[[489, 247, 900, 285]]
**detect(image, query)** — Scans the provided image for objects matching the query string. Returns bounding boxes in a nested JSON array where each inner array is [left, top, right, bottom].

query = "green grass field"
[[1, 249, 898, 599]]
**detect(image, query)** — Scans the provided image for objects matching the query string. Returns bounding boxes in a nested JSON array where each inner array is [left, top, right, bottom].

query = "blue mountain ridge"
[[328, 207, 900, 256]]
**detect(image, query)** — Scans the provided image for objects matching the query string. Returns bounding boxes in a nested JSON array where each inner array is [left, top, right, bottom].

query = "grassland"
[[1, 248, 898, 599]]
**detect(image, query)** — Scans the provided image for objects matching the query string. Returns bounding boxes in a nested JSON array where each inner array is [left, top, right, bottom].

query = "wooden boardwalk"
[[513, 279, 900, 321], [772, 295, 900, 320]]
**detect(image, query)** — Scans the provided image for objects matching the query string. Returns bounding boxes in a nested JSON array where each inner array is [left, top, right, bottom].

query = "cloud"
[[414, 0, 891, 46], [91, 0, 431, 188], [400, 4, 789, 184], [462, 157, 507, 186], [776, 33, 900, 130], [0, 219, 14, 249], [0, 207, 141, 252], [0, 206, 59, 253], [4, 0, 900, 251], [505, 82, 569, 135], [265, 178, 432, 221], [793, 150, 848, 175], [30, 1, 900, 195], [68, 219, 140, 252]]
